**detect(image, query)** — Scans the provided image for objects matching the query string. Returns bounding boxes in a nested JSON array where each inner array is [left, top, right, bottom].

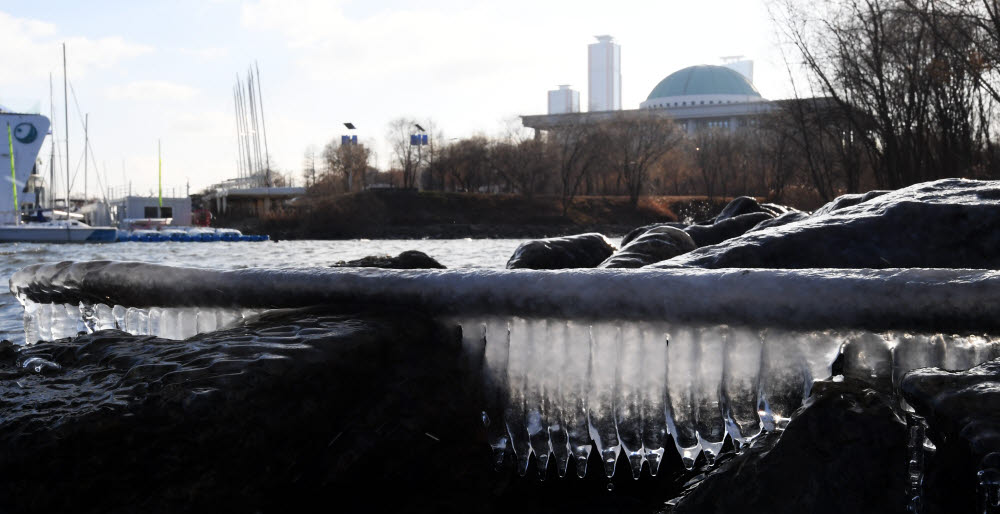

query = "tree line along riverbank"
[[213, 190, 747, 240]]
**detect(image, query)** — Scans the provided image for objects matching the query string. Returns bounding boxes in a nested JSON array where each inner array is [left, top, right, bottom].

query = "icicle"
[[588, 322, 621, 478], [216, 309, 241, 331], [615, 323, 644, 479], [94, 304, 116, 332], [482, 318, 511, 470], [841, 332, 893, 386], [561, 320, 592, 478], [891, 333, 945, 392], [196, 309, 219, 335], [177, 309, 198, 340], [541, 320, 569, 479], [667, 325, 701, 469], [906, 415, 927, 514], [694, 325, 727, 464], [639, 322, 669, 476], [22, 301, 41, 344], [524, 319, 552, 479], [723, 326, 763, 447], [111, 305, 126, 331], [505, 317, 533, 476], [759, 329, 808, 430]]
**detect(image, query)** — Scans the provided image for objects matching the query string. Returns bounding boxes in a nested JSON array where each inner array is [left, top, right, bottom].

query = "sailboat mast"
[[254, 62, 271, 187], [84, 113, 88, 201], [63, 43, 70, 218], [49, 73, 55, 209]]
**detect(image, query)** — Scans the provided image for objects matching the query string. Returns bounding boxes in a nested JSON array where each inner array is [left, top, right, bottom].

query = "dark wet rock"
[[760, 202, 800, 217], [599, 226, 696, 268], [682, 212, 774, 247], [0, 309, 484, 513], [505, 233, 616, 269], [715, 196, 766, 222], [901, 358, 1000, 513], [812, 190, 890, 217], [748, 211, 810, 233], [0, 309, 692, 514], [652, 179, 1000, 269], [620, 222, 688, 247], [668, 378, 908, 514], [331, 249, 446, 269]]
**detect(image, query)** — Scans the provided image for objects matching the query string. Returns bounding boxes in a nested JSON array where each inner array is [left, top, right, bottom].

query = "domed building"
[[522, 61, 778, 136], [640, 65, 766, 109]]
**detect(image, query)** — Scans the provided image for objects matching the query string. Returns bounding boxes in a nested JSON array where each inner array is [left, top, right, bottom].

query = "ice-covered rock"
[[748, 211, 810, 233], [506, 233, 616, 269], [901, 358, 1000, 513], [0, 310, 491, 513], [715, 196, 767, 222], [668, 378, 909, 514], [330, 250, 446, 269], [598, 226, 696, 268], [620, 222, 688, 247], [683, 212, 774, 247], [652, 179, 1000, 269], [811, 190, 890, 217]]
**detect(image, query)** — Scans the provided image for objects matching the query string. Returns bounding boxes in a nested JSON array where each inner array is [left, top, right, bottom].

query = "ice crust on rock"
[[458, 318, 1000, 477], [20, 300, 254, 343]]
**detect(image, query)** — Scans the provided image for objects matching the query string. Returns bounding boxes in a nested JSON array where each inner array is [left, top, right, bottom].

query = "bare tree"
[[603, 112, 683, 207], [387, 117, 421, 189], [322, 138, 371, 193], [548, 123, 608, 215], [302, 144, 318, 188]]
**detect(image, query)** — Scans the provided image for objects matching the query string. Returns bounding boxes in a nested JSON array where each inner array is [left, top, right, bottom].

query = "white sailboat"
[[0, 109, 115, 243], [0, 43, 117, 243]]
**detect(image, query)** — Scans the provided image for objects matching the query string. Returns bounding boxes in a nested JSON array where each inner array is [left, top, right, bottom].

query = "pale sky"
[[0, 0, 797, 197]]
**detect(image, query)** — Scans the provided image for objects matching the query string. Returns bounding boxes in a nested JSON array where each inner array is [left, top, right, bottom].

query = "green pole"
[[7, 123, 17, 225]]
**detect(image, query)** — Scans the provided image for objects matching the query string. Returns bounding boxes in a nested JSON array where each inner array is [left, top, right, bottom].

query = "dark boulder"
[[652, 179, 1000, 269], [0, 310, 486, 513], [682, 212, 774, 247], [331, 250, 446, 269], [506, 233, 616, 269], [620, 222, 688, 247], [748, 211, 810, 233], [812, 190, 890, 217], [760, 202, 801, 217], [669, 378, 908, 514], [901, 358, 1000, 513], [716, 196, 766, 222], [598, 226, 696, 268]]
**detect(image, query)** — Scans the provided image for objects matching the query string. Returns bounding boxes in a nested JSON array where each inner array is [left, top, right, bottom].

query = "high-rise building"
[[547, 85, 580, 114], [721, 56, 754, 84], [588, 35, 621, 112]]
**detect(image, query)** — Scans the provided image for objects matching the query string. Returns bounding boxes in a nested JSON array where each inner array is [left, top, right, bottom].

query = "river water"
[[0, 239, 529, 343]]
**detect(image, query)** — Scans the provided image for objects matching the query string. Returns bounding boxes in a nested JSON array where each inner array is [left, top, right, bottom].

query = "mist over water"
[[0, 239, 530, 342]]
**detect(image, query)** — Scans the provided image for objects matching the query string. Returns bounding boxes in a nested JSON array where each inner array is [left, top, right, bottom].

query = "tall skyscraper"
[[548, 85, 580, 114], [588, 35, 621, 112]]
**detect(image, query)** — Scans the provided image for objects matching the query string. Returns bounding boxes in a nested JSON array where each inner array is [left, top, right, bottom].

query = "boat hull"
[[0, 226, 118, 243]]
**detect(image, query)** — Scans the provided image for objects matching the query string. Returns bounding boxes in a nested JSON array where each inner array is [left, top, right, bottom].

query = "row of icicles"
[[456, 317, 1000, 480]]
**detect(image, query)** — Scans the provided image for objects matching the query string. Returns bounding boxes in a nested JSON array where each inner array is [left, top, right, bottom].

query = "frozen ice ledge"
[[10, 261, 1000, 478]]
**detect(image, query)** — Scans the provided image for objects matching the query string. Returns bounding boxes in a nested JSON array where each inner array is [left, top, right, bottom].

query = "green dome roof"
[[646, 65, 761, 100]]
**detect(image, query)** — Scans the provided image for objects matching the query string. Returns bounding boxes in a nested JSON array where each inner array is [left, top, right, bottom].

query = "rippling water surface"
[[0, 239, 528, 342]]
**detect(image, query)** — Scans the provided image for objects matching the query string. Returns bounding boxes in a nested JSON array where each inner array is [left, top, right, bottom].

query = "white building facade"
[[547, 85, 581, 114], [588, 35, 621, 112]]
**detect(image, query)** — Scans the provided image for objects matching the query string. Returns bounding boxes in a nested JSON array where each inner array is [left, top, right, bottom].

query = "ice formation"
[[21, 301, 256, 342], [9, 261, 1000, 478], [456, 317, 1000, 478]]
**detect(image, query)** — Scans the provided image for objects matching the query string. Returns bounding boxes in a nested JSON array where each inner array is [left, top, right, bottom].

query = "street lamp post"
[[411, 123, 428, 190]]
